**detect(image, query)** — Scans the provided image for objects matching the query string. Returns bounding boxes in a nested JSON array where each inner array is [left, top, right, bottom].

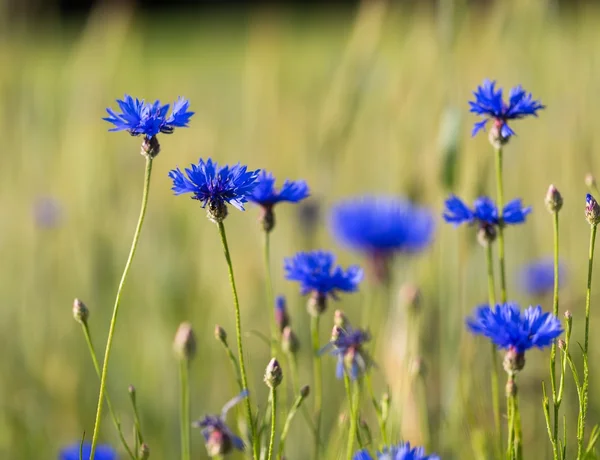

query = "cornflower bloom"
[[329, 195, 435, 284], [169, 158, 260, 223], [60, 442, 117, 460], [248, 170, 309, 232], [192, 390, 249, 457], [518, 258, 565, 297], [469, 79, 544, 146], [284, 250, 363, 316], [326, 324, 372, 380], [104, 95, 193, 157], [353, 441, 440, 460], [443, 195, 531, 245], [466, 302, 562, 373]]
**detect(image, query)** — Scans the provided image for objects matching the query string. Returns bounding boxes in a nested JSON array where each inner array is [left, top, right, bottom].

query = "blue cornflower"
[[104, 95, 193, 137], [518, 258, 565, 297], [59, 442, 117, 460], [353, 441, 440, 460], [443, 195, 531, 227], [469, 79, 544, 139], [192, 390, 248, 457], [327, 325, 372, 380], [274, 295, 290, 332], [284, 250, 363, 315], [169, 158, 260, 222], [467, 302, 562, 359]]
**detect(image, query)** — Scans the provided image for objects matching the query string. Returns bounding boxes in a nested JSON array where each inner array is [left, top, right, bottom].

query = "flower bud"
[[477, 223, 497, 247], [545, 184, 563, 213], [72, 298, 89, 325], [586, 173, 596, 189], [334, 309, 348, 329], [558, 339, 566, 350], [503, 347, 525, 374], [139, 443, 150, 459], [586, 194, 600, 226], [274, 296, 290, 333], [207, 200, 228, 224], [281, 326, 300, 355], [264, 358, 283, 389], [173, 322, 196, 361], [564, 310, 572, 321], [214, 324, 228, 345], [399, 283, 421, 313], [300, 385, 310, 398]]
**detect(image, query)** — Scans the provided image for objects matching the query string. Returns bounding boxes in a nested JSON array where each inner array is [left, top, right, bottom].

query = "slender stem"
[[365, 374, 388, 445], [310, 315, 322, 460], [513, 386, 522, 460], [216, 221, 257, 459], [221, 341, 243, 392], [264, 231, 277, 357], [416, 374, 430, 452], [345, 376, 357, 460], [507, 380, 514, 460], [179, 360, 191, 460], [494, 147, 507, 304], [278, 391, 308, 458], [128, 388, 143, 448], [485, 244, 502, 460], [80, 324, 135, 459], [90, 156, 153, 459], [578, 223, 597, 458], [550, 211, 560, 452], [267, 387, 277, 460], [287, 354, 299, 397]]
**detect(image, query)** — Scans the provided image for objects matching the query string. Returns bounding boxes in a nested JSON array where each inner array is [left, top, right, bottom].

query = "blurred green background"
[[2, 0, 600, 458]]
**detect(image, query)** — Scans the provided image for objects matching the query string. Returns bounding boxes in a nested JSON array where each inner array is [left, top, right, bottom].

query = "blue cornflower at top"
[[169, 158, 260, 222], [104, 95, 193, 137], [443, 195, 531, 227], [284, 250, 363, 315], [469, 79, 544, 139], [518, 258, 565, 297], [466, 303, 562, 354], [353, 442, 440, 460], [192, 390, 249, 457], [60, 442, 117, 460], [249, 170, 309, 207], [327, 325, 372, 380]]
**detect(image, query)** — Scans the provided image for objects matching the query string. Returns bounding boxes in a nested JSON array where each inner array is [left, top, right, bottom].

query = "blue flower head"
[[274, 295, 290, 332], [518, 258, 565, 297], [60, 442, 117, 460], [284, 250, 363, 316], [248, 170, 309, 232], [353, 442, 440, 460], [192, 390, 249, 457], [169, 158, 260, 222], [469, 79, 544, 142], [328, 324, 372, 380], [466, 303, 562, 368]]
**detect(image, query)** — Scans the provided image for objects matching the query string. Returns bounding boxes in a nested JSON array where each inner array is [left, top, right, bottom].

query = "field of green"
[[2, 1, 600, 458]]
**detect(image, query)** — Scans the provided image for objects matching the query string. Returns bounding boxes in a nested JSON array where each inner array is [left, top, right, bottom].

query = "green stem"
[[179, 360, 191, 460], [416, 374, 430, 452], [267, 387, 277, 460], [578, 223, 597, 458], [89, 156, 153, 459], [264, 231, 277, 357], [287, 354, 299, 397], [494, 147, 507, 304], [216, 221, 257, 459], [80, 323, 135, 460], [550, 210, 560, 454], [278, 390, 308, 458], [485, 244, 502, 460], [513, 386, 522, 460], [507, 380, 514, 460], [346, 376, 357, 460], [311, 315, 322, 460], [365, 373, 388, 445], [128, 388, 143, 448]]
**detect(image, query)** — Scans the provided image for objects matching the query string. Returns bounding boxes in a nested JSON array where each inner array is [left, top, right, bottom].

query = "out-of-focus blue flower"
[[466, 303, 562, 353], [104, 95, 193, 137], [33, 196, 62, 229], [329, 195, 435, 255], [443, 195, 531, 227], [353, 442, 441, 460], [327, 325, 372, 380], [59, 442, 117, 460], [518, 258, 565, 296], [169, 158, 260, 211], [284, 250, 363, 299], [249, 171, 309, 207], [274, 295, 290, 332], [192, 390, 249, 457], [469, 79, 544, 138]]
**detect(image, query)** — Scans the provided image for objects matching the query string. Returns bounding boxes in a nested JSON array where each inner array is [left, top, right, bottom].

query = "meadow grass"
[[2, 1, 600, 458]]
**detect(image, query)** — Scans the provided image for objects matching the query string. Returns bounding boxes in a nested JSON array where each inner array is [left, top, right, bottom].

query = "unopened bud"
[[558, 339, 566, 350], [264, 358, 283, 389], [72, 298, 89, 324], [141, 135, 160, 158], [139, 443, 150, 459], [300, 385, 310, 398], [173, 322, 196, 361], [477, 223, 497, 247], [214, 324, 228, 345], [281, 326, 300, 355], [586, 173, 596, 189], [586, 194, 600, 226], [545, 185, 563, 213], [207, 199, 228, 224], [334, 309, 348, 329], [503, 347, 525, 374], [274, 296, 290, 333], [399, 283, 421, 312], [564, 310, 572, 321]]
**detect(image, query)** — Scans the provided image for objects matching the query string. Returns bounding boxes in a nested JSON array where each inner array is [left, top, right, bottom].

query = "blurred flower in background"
[[517, 257, 565, 297], [32, 196, 62, 229], [59, 442, 117, 460]]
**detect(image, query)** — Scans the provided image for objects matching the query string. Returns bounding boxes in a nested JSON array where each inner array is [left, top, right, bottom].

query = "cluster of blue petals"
[[354, 442, 440, 460], [329, 325, 372, 380], [329, 196, 435, 255], [60, 442, 117, 460], [284, 250, 363, 298], [104, 95, 194, 137], [169, 158, 260, 211], [249, 171, 310, 207], [443, 195, 531, 227], [518, 258, 565, 296], [469, 79, 544, 138], [466, 303, 562, 353]]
